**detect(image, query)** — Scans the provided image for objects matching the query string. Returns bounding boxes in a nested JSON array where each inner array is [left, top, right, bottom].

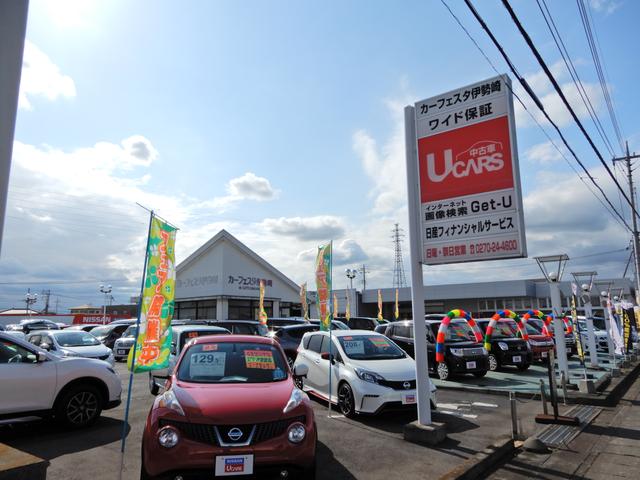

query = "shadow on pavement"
[[316, 441, 357, 480], [0, 416, 129, 460], [583, 424, 640, 441]]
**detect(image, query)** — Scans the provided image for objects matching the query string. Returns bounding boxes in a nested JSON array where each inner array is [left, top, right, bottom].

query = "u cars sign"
[[412, 75, 526, 265]]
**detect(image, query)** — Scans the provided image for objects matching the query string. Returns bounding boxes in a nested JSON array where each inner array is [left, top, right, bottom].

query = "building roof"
[[176, 229, 301, 293], [0, 308, 41, 315]]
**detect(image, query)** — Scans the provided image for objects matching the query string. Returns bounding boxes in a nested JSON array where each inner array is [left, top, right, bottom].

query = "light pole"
[[571, 271, 599, 368], [535, 255, 570, 382], [599, 288, 618, 375], [100, 284, 112, 324], [24, 289, 37, 317], [345, 268, 357, 317]]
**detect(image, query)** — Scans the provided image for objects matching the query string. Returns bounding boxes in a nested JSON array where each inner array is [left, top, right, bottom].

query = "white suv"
[[0, 332, 122, 428]]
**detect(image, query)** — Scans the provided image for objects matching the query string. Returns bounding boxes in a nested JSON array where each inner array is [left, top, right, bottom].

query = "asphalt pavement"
[[0, 362, 556, 480]]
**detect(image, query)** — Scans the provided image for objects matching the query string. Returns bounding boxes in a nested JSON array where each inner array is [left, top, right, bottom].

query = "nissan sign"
[[412, 75, 526, 265]]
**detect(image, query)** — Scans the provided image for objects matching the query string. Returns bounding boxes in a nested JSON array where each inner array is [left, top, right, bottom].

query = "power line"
[[499, 0, 638, 222], [440, 0, 631, 233], [578, 0, 625, 152], [459, 0, 633, 233], [536, 0, 616, 157]]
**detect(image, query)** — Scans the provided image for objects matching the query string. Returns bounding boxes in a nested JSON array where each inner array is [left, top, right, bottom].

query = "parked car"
[[207, 320, 269, 336], [382, 320, 489, 380], [89, 323, 132, 349], [527, 318, 577, 357], [272, 322, 347, 367], [14, 319, 60, 334], [266, 317, 306, 331], [576, 317, 609, 352], [65, 324, 103, 332], [0, 332, 122, 428], [108, 318, 137, 326], [141, 334, 316, 479], [334, 317, 382, 331], [294, 329, 436, 418], [476, 319, 532, 371], [113, 325, 137, 362], [170, 319, 208, 326], [520, 321, 555, 362], [308, 319, 349, 330], [26, 330, 115, 366], [148, 325, 230, 395]]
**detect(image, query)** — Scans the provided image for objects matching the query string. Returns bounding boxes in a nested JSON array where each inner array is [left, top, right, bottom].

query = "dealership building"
[[175, 229, 635, 321]]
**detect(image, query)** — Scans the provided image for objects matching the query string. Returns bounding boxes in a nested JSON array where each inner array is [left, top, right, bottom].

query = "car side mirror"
[[320, 352, 336, 365], [37, 351, 47, 362], [170, 344, 177, 355], [39, 343, 51, 351], [293, 364, 308, 378]]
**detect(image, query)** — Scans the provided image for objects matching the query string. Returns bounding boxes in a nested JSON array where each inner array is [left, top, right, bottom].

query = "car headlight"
[[283, 388, 304, 414], [60, 349, 81, 357], [450, 348, 464, 357], [157, 390, 185, 416], [355, 368, 384, 384], [498, 342, 509, 351], [287, 422, 306, 444], [158, 426, 179, 448]]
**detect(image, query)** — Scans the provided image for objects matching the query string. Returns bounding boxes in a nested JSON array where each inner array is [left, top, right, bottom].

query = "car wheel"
[[55, 384, 103, 428], [488, 354, 499, 371], [473, 370, 487, 378], [337, 382, 356, 418], [517, 363, 530, 371], [436, 362, 450, 380], [149, 374, 160, 396]]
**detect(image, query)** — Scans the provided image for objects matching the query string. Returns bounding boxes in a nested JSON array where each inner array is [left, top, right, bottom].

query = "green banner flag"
[[128, 216, 177, 372], [315, 243, 332, 331]]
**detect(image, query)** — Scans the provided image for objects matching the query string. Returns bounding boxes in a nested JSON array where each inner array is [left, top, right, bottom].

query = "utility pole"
[[613, 142, 640, 304], [358, 264, 369, 291], [41, 289, 51, 314]]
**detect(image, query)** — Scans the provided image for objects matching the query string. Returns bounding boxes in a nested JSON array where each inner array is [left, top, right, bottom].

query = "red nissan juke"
[[141, 335, 317, 479]]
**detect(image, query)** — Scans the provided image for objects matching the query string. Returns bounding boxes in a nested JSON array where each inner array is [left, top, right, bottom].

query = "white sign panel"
[[413, 75, 526, 265]]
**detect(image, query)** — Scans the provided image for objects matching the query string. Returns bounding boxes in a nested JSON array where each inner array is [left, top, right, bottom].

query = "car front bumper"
[[142, 415, 316, 478], [448, 355, 489, 373], [497, 350, 533, 366], [352, 379, 435, 414]]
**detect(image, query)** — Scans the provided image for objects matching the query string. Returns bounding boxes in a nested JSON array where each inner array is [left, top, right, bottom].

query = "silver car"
[[26, 330, 115, 366]]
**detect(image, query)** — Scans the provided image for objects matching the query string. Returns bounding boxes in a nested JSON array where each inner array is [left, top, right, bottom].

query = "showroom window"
[[228, 299, 273, 320]]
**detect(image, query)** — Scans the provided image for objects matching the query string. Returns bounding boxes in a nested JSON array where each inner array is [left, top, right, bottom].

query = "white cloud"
[[19, 41, 76, 110], [262, 216, 345, 241], [590, 0, 622, 15], [352, 97, 409, 214], [525, 141, 566, 165], [204, 172, 278, 211], [297, 238, 369, 266]]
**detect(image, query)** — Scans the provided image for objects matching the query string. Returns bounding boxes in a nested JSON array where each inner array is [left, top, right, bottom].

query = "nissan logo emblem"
[[227, 428, 243, 441], [403, 381, 411, 390]]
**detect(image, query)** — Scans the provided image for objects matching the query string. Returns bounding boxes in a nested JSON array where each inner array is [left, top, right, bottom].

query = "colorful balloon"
[[484, 309, 528, 351], [435, 308, 484, 363]]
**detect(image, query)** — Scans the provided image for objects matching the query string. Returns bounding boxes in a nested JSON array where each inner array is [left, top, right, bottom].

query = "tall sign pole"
[[404, 105, 431, 426], [404, 74, 526, 426], [0, 0, 29, 256]]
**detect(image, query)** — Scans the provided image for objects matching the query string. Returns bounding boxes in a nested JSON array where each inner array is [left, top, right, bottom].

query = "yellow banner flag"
[[395, 288, 400, 320], [299, 282, 309, 321], [258, 279, 268, 325], [377, 289, 383, 321], [333, 292, 338, 319]]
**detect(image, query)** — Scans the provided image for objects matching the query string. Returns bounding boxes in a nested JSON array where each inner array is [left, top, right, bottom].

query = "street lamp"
[[535, 254, 570, 381], [99, 284, 112, 324], [25, 290, 37, 317], [345, 268, 357, 317], [571, 271, 598, 368]]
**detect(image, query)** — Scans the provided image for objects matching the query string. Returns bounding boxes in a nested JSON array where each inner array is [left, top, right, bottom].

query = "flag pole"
[[118, 210, 154, 480], [328, 240, 333, 418]]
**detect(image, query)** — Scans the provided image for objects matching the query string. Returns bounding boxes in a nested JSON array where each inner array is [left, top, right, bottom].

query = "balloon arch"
[[521, 309, 553, 337], [434, 309, 483, 363], [482, 309, 528, 351]]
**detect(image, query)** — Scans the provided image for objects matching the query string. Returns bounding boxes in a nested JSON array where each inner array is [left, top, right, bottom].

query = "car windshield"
[[484, 321, 516, 339], [525, 323, 542, 335], [332, 320, 349, 330], [445, 321, 477, 342], [54, 331, 101, 347], [337, 335, 406, 360], [177, 342, 288, 384], [257, 324, 269, 336], [121, 325, 137, 338], [90, 326, 113, 337]]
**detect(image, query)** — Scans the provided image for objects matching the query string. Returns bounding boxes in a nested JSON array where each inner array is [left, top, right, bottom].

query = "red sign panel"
[[418, 116, 514, 203]]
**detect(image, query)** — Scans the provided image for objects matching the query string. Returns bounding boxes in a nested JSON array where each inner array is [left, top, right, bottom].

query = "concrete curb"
[[438, 436, 516, 480]]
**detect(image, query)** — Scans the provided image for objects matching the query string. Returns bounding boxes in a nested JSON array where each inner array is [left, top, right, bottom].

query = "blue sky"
[[1, 0, 639, 311]]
